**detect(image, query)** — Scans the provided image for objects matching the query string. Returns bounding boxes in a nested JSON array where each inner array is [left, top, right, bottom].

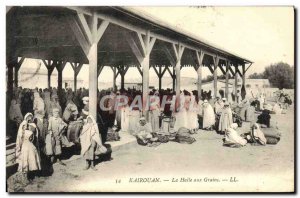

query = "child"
[[80, 115, 107, 170], [46, 108, 68, 165]]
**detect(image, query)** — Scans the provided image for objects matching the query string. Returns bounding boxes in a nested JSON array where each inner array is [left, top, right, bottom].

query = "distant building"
[[19, 70, 85, 89]]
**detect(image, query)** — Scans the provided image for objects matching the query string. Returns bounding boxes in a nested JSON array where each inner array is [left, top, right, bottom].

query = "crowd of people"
[[7, 85, 292, 183]]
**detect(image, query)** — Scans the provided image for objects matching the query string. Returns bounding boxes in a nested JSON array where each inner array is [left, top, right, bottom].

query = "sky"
[[19, 6, 294, 83]]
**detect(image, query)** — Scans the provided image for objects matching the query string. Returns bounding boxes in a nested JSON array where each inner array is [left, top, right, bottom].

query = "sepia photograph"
[[5, 5, 295, 193]]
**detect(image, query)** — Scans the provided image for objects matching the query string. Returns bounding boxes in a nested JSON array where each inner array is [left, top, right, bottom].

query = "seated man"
[[257, 109, 271, 128], [135, 117, 157, 145]]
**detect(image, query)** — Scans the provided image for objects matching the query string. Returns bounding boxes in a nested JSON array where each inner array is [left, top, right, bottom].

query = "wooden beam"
[[207, 65, 214, 74], [123, 66, 130, 75], [166, 66, 173, 77], [172, 44, 179, 60], [161, 66, 168, 77], [136, 66, 143, 76], [196, 50, 205, 66], [97, 65, 104, 77], [228, 65, 235, 77], [137, 33, 146, 56], [148, 37, 156, 54], [235, 66, 243, 77], [151, 65, 159, 77], [77, 13, 93, 44], [218, 64, 226, 75], [66, 15, 91, 56], [70, 7, 250, 64], [97, 20, 109, 43], [125, 32, 144, 64], [162, 44, 176, 66]]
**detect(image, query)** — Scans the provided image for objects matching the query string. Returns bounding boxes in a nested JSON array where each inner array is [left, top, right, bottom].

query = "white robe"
[[128, 110, 141, 134], [225, 128, 247, 146], [80, 116, 107, 156], [187, 96, 199, 130], [202, 103, 215, 128], [121, 106, 130, 132], [17, 130, 41, 172]]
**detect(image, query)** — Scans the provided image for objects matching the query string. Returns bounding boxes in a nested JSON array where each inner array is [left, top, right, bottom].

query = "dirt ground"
[[8, 103, 294, 193]]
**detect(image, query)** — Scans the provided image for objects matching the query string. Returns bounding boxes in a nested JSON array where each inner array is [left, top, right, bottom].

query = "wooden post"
[[7, 64, 14, 93], [69, 11, 109, 119], [56, 61, 66, 94], [121, 71, 125, 90], [235, 66, 238, 99], [14, 57, 25, 88], [142, 56, 150, 112], [225, 61, 229, 100], [213, 56, 219, 98], [71, 63, 83, 92], [197, 65, 202, 100], [172, 43, 185, 109], [242, 63, 246, 86], [88, 13, 99, 119], [125, 30, 156, 115], [172, 67, 176, 91], [43, 60, 56, 89], [47, 70, 52, 89], [112, 66, 116, 91], [158, 66, 162, 91], [195, 51, 204, 100]]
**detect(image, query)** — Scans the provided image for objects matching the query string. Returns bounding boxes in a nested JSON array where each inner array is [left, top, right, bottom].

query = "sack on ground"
[[106, 126, 121, 142], [175, 127, 196, 144]]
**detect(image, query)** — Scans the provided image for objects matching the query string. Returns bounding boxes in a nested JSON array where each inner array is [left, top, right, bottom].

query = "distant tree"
[[263, 62, 294, 89], [248, 72, 264, 79]]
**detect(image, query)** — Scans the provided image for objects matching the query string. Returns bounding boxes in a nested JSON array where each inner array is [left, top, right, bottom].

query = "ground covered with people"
[[8, 104, 294, 192]]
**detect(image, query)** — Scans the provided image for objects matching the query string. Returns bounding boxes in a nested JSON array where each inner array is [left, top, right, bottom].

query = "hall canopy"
[[6, 6, 253, 118]]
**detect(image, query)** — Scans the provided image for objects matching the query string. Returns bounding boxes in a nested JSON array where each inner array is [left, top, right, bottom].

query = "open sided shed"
[[6, 6, 253, 118]]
